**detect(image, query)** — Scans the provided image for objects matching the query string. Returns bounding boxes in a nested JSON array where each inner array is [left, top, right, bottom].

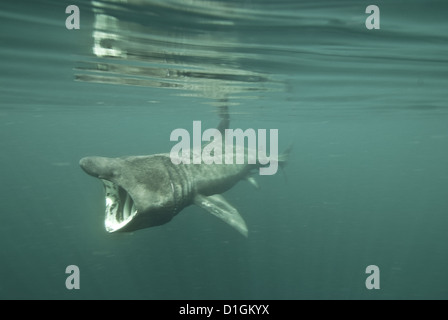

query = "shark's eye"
[[111, 169, 121, 178]]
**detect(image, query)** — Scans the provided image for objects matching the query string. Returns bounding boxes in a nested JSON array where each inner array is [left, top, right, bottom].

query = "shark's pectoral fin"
[[246, 176, 259, 189], [194, 194, 248, 237]]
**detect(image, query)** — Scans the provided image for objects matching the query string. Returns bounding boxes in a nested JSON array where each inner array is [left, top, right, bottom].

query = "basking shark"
[[79, 116, 288, 237]]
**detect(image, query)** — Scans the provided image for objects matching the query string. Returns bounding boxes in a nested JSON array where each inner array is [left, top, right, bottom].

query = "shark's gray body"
[[80, 118, 286, 237]]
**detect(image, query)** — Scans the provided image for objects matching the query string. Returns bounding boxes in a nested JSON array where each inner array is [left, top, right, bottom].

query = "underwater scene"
[[0, 0, 447, 300]]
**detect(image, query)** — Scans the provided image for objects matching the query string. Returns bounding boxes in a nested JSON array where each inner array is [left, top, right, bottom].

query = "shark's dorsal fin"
[[216, 101, 229, 135], [194, 194, 248, 237]]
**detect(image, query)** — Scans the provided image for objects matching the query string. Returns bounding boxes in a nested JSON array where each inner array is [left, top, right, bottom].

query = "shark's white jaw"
[[102, 179, 138, 232]]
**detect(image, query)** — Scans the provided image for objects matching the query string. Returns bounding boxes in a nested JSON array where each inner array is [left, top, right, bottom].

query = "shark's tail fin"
[[278, 144, 292, 183], [278, 144, 293, 170]]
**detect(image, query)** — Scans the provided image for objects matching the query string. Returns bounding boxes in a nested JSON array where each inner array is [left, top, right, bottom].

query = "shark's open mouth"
[[102, 179, 138, 232]]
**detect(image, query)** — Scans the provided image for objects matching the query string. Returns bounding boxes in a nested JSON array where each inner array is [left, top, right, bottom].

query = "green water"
[[0, 0, 447, 299]]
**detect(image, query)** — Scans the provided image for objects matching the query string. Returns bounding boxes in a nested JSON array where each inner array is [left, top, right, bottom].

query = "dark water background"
[[1, 0, 447, 299]]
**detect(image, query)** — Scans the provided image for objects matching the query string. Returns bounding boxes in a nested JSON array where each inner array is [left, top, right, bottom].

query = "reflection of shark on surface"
[[79, 114, 289, 237]]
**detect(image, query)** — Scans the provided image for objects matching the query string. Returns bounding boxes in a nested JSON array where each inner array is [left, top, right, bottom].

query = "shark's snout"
[[79, 157, 95, 176], [79, 156, 115, 179]]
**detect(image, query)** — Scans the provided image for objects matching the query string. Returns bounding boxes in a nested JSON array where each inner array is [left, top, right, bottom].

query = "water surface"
[[0, 0, 447, 299]]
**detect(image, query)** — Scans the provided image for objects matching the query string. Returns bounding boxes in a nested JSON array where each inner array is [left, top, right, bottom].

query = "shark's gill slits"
[[102, 179, 137, 232], [123, 192, 135, 220]]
